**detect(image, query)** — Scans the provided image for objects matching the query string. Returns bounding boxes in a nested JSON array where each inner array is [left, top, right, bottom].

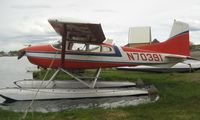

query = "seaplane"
[[0, 18, 191, 104]]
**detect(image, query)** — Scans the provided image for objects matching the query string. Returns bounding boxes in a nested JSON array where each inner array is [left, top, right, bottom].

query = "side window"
[[66, 42, 115, 54], [102, 46, 113, 53], [88, 45, 101, 52], [71, 43, 86, 51]]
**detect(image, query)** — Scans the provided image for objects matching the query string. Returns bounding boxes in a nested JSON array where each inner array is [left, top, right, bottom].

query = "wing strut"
[[47, 20, 104, 88], [46, 68, 101, 88], [61, 24, 67, 68]]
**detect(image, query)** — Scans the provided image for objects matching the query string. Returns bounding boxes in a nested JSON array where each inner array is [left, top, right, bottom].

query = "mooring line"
[[21, 51, 59, 120]]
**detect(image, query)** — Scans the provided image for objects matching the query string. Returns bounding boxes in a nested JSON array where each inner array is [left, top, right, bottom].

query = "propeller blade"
[[18, 50, 25, 59]]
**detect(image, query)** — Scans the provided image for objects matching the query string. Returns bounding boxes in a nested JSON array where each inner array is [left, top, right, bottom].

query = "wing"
[[48, 18, 106, 44]]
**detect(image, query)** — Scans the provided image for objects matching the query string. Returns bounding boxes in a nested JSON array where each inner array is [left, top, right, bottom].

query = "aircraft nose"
[[18, 49, 26, 59], [18, 45, 32, 59], [18, 46, 30, 60]]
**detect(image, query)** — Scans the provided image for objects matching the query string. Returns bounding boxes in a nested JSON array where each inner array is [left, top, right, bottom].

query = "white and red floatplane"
[[0, 18, 192, 103]]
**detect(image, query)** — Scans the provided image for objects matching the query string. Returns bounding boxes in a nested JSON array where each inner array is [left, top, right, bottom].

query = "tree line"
[[0, 51, 18, 56]]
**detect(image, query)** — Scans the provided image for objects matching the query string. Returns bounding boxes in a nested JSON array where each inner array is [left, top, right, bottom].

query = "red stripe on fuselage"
[[27, 57, 135, 69]]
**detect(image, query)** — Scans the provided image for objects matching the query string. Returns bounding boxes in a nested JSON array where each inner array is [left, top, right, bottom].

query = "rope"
[[21, 51, 59, 120]]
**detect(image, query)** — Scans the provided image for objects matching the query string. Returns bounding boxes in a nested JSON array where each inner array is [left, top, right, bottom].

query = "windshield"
[[52, 43, 61, 49]]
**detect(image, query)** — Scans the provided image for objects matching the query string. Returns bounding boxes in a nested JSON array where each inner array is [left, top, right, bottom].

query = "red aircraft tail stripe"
[[135, 31, 190, 56]]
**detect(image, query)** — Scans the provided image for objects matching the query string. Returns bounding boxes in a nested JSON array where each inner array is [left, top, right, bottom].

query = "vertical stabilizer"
[[169, 20, 189, 38], [136, 21, 190, 56]]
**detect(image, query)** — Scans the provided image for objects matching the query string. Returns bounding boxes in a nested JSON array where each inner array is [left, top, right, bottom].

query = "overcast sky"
[[0, 0, 200, 51]]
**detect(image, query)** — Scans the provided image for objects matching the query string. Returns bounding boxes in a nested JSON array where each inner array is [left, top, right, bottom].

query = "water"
[[0, 57, 36, 103], [0, 57, 157, 112], [0, 57, 35, 88]]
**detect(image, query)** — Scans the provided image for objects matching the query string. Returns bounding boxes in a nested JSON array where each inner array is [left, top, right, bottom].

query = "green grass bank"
[[0, 69, 200, 120]]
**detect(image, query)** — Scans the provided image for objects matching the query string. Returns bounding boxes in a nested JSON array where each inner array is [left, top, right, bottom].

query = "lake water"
[[0, 57, 35, 88], [0, 57, 36, 88], [0, 57, 155, 112], [0, 57, 36, 103]]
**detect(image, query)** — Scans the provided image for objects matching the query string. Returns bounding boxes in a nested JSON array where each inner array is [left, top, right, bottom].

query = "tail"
[[136, 20, 190, 56]]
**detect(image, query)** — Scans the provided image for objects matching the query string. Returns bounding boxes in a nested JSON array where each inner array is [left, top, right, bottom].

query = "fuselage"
[[19, 42, 185, 69]]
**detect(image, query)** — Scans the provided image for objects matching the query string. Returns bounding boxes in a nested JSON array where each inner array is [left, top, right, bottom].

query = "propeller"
[[18, 50, 26, 59]]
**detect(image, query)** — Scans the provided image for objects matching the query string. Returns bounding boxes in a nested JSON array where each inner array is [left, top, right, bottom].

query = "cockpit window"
[[102, 46, 112, 52], [88, 45, 101, 52], [71, 43, 86, 51], [52, 42, 115, 54]]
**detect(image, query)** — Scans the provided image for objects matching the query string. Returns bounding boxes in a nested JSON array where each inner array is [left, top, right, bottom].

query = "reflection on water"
[[0, 96, 158, 113]]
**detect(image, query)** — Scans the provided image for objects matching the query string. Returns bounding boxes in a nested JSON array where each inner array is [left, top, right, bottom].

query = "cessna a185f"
[[0, 18, 191, 103], [18, 19, 190, 70]]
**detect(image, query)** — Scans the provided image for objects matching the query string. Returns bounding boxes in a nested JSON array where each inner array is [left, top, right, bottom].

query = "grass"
[[1, 69, 200, 120]]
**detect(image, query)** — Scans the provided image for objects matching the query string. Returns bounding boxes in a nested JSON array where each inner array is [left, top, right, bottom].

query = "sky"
[[0, 0, 200, 51]]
